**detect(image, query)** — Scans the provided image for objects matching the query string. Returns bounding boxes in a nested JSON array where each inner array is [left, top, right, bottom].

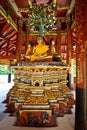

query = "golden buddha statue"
[[25, 41, 35, 59], [50, 38, 57, 54], [30, 36, 49, 61], [49, 38, 62, 62], [25, 36, 61, 62]]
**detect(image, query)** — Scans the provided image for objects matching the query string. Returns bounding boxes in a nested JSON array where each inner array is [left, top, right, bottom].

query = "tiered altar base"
[[6, 61, 75, 127]]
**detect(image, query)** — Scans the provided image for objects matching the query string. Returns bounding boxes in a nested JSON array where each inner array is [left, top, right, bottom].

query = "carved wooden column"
[[75, 0, 86, 130], [66, 15, 72, 65], [25, 22, 30, 52], [66, 16, 72, 89], [16, 19, 23, 61], [56, 20, 61, 55]]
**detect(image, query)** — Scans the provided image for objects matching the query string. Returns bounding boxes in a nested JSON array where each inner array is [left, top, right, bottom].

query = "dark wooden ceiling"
[[0, 0, 75, 61]]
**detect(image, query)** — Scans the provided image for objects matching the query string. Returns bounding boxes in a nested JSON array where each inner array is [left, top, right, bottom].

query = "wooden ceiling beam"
[[66, 0, 75, 16], [10, 35, 17, 41], [0, 16, 6, 24], [7, 0, 23, 18], [6, 31, 17, 40], [0, 5, 18, 31], [0, 40, 7, 48], [2, 26, 14, 37], [1, 23, 10, 34]]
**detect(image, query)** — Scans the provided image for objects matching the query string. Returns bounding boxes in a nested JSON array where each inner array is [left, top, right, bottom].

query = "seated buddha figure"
[[30, 36, 49, 61], [25, 36, 61, 62], [25, 41, 35, 59], [50, 38, 62, 62], [50, 38, 57, 54]]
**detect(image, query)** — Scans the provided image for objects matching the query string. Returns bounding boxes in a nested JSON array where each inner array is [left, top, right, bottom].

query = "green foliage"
[[26, 4, 57, 36], [0, 65, 14, 75]]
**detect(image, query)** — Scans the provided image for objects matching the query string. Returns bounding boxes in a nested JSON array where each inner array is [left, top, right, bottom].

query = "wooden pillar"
[[16, 19, 23, 61], [66, 16, 73, 89], [25, 22, 30, 52], [66, 15, 72, 65], [56, 20, 61, 55], [75, 0, 86, 130]]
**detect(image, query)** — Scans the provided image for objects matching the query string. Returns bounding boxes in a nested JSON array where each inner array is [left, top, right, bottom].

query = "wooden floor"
[[0, 75, 75, 130]]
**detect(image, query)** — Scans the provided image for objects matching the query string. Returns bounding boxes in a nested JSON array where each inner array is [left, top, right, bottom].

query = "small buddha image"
[[30, 36, 49, 61], [50, 38, 62, 62], [50, 38, 57, 54], [25, 41, 35, 59]]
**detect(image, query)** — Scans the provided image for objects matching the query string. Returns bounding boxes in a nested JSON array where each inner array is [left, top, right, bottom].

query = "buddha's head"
[[50, 38, 55, 45], [37, 36, 43, 44], [28, 41, 33, 47]]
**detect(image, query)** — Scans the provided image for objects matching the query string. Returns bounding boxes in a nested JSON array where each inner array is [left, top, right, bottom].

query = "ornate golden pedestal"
[[6, 61, 75, 126]]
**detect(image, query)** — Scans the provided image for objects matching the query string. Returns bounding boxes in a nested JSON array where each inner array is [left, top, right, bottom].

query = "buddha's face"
[[51, 40, 55, 45], [37, 37, 43, 44], [28, 44, 31, 47]]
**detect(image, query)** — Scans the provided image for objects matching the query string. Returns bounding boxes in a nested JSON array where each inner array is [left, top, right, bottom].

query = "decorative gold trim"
[[0, 5, 18, 31], [18, 8, 29, 12], [57, 5, 70, 10], [18, 5, 70, 13]]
